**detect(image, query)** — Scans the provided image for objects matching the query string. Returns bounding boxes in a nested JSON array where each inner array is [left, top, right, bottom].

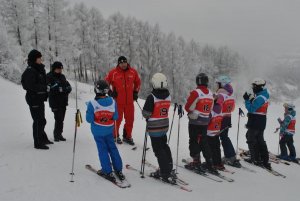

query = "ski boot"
[[202, 162, 219, 175], [97, 170, 116, 182], [115, 171, 126, 181], [161, 174, 177, 185], [289, 156, 299, 164], [54, 135, 66, 142], [123, 137, 135, 146], [276, 155, 290, 161], [115, 137, 123, 144], [223, 157, 242, 168], [150, 169, 161, 179], [262, 162, 272, 170], [213, 163, 225, 171]]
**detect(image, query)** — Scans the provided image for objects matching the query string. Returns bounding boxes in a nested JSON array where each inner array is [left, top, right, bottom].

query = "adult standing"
[[105, 56, 141, 145], [46, 61, 72, 142], [21, 49, 52, 150]]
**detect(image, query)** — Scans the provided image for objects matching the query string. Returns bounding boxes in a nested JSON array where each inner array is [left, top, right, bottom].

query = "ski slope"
[[0, 77, 299, 201]]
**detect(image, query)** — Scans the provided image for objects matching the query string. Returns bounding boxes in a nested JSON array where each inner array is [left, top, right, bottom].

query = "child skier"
[[184, 73, 217, 174], [142, 73, 176, 184], [215, 75, 241, 168], [276, 103, 298, 163], [86, 80, 125, 182], [207, 98, 224, 170]]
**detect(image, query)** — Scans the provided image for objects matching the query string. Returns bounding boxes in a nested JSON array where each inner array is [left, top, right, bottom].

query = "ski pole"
[[140, 128, 148, 178], [136, 100, 144, 120], [70, 74, 82, 182], [175, 104, 184, 173], [168, 103, 178, 144], [236, 108, 244, 156], [277, 133, 281, 155]]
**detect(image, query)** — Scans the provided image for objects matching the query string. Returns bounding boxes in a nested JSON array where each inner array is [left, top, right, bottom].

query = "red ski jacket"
[[105, 65, 141, 105]]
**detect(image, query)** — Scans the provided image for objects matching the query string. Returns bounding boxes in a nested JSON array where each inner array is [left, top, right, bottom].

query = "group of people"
[[21, 49, 72, 150], [21, 50, 297, 184]]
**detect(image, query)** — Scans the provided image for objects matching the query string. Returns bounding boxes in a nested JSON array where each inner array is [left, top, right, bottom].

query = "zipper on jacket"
[[123, 71, 128, 105]]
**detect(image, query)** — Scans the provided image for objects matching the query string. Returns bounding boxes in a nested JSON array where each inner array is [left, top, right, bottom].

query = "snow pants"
[[188, 124, 213, 166], [94, 133, 123, 174], [51, 107, 66, 138], [150, 135, 173, 176], [207, 135, 222, 166], [246, 128, 269, 163], [280, 135, 296, 159], [114, 103, 134, 139], [220, 116, 236, 158], [28, 103, 49, 147]]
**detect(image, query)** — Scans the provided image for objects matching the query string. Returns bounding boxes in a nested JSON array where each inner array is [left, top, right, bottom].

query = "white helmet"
[[252, 78, 266, 87], [283, 103, 295, 110], [216, 75, 231, 87], [151, 73, 168, 89]]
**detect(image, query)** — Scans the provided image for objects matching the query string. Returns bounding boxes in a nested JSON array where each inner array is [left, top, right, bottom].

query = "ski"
[[125, 164, 192, 192], [223, 161, 256, 173], [178, 164, 223, 183], [239, 156, 287, 178], [144, 160, 189, 185], [148, 173, 192, 192], [85, 164, 131, 188], [239, 148, 279, 164], [268, 152, 291, 165], [182, 159, 234, 182]]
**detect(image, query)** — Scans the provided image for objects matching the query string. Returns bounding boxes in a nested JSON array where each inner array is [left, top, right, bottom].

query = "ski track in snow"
[[0, 77, 299, 201]]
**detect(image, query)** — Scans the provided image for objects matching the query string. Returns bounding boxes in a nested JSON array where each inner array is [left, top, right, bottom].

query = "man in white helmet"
[[142, 73, 175, 184], [243, 78, 271, 170]]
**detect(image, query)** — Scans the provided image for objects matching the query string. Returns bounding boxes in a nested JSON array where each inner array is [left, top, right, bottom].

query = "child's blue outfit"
[[86, 96, 123, 174]]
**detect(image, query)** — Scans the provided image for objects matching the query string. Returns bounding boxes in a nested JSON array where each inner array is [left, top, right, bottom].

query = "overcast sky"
[[70, 0, 300, 65]]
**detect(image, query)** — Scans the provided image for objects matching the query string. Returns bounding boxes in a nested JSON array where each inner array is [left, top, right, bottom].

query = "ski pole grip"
[[238, 108, 245, 117], [174, 103, 178, 111]]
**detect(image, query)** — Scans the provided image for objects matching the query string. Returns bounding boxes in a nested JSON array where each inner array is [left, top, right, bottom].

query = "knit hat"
[[27, 49, 42, 64], [118, 56, 127, 64], [51, 61, 63, 71]]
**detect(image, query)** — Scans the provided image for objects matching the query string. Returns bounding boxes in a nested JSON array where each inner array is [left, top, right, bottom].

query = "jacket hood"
[[152, 88, 170, 99]]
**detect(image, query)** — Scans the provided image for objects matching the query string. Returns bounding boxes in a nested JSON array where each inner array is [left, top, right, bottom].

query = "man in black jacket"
[[46, 61, 72, 141], [21, 49, 53, 150]]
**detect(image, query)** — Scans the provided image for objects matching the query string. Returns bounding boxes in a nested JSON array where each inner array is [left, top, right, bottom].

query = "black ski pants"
[[150, 135, 173, 176], [207, 135, 222, 166], [188, 124, 213, 166], [28, 104, 49, 146], [246, 128, 269, 163], [52, 107, 66, 138], [280, 135, 296, 158]]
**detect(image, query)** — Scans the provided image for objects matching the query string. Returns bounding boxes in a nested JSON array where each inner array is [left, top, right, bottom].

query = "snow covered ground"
[[0, 77, 299, 201]]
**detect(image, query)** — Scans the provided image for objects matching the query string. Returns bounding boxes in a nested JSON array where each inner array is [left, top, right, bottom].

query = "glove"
[[243, 92, 250, 101], [65, 86, 72, 93], [133, 91, 138, 101]]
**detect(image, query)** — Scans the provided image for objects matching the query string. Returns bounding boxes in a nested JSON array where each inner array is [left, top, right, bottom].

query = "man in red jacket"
[[105, 56, 141, 145]]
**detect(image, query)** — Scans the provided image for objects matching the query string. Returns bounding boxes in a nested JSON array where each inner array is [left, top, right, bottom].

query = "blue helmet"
[[216, 75, 231, 87]]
